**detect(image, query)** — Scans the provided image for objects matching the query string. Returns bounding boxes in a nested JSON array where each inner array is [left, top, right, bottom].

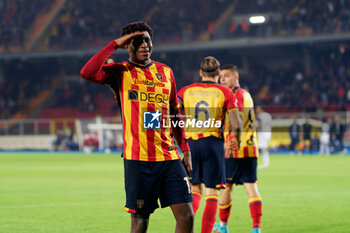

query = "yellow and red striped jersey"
[[177, 81, 237, 140], [80, 41, 189, 161], [224, 87, 259, 158], [107, 60, 188, 161]]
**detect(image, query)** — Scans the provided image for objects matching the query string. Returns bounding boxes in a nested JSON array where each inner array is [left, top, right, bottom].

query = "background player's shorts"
[[189, 136, 226, 189], [258, 132, 271, 149], [225, 157, 257, 185], [124, 159, 192, 216]]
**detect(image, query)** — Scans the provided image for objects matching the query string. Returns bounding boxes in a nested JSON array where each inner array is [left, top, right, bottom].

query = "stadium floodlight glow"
[[249, 16, 266, 24]]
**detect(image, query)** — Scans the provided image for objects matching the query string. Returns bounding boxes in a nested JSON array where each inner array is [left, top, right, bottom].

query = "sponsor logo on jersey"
[[133, 79, 165, 87], [128, 90, 169, 104]]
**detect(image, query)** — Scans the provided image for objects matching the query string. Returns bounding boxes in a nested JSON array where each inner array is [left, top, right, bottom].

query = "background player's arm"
[[228, 109, 243, 150], [177, 98, 183, 109], [80, 32, 144, 84], [224, 89, 242, 150], [177, 87, 186, 109]]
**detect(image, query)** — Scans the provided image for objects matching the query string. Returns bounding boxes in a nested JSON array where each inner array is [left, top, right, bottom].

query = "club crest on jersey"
[[143, 110, 161, 129], [155, 73, 163, 81], [137, 200, 144, 209]]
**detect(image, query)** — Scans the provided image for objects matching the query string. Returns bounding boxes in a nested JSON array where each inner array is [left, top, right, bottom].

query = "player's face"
[[220, 69, 235, 89], [256, 106, 262, 114], [129, 31, 153, 64]]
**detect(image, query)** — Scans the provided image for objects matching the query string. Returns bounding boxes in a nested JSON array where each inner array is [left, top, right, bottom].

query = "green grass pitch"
[[1, 152, 350, 233]]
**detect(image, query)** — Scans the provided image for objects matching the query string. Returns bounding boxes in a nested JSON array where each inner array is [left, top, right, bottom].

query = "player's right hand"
[[225, 134, 240, 156], [224, 140, 233, 157], [182, 151, 192, 175], [114, 32, 145, 49]]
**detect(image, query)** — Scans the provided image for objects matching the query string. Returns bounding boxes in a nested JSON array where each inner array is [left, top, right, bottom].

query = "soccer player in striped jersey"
[[177, 57, 242, 233], [213, 65, 262, 233], [81, 21, 194, 233]]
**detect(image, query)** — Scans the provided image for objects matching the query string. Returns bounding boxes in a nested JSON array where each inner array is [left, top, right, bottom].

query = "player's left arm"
[[169, 70, 191, 174], [226, 92, 243, 150]]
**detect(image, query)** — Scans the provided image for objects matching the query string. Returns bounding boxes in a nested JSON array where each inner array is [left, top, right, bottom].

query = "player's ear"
[[199, 70, 203, 77]]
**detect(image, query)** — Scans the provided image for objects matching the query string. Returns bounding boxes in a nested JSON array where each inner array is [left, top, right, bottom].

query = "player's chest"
[[122, 68, 172, 105]]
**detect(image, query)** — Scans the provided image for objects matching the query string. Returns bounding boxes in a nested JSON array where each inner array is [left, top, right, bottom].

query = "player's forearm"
[[80, 41, 119, 84], [171, 107, 190, 152], [229, 110, 243, 144], [173, 131, 190, 152]]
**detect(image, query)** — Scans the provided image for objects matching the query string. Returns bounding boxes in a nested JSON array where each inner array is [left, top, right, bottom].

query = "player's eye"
[[133, 37, 151, 47], [143, 37, 150, 43]]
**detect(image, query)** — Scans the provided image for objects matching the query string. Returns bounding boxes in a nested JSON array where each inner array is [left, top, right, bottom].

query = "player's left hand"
[[182, 151, 192, 175]]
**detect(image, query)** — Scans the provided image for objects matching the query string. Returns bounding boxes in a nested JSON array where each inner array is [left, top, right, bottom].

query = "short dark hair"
[[221, 64, 239, 74], [121, 21, 153, 39], [200, 56, 220, 77]]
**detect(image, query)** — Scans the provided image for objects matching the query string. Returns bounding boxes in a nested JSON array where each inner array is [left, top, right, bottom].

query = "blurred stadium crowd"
[[1, 45, 349, 120], [2, 45, 349, 119], [0, 0, 349, 152], [247, 46, 350, 110], [215, 0, 350, 39], [2, 0, 350, 50], [0, 0, 51, 50]]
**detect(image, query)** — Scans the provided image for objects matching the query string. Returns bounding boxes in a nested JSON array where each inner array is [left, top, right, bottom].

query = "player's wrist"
[[179, 139, 190, 152], [111, 40, 120, 49]]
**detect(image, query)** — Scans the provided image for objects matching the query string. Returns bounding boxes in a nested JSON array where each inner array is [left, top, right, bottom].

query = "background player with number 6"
[[177, 56, 242, 233]]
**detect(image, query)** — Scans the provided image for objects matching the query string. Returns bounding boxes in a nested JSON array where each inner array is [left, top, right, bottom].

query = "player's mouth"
[[138, 50, 150, 56]]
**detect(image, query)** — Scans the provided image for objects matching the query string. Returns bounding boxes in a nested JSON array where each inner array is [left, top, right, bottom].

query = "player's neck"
[[129, 58, 151, 66], [202, 77, 217, 82], [230, 84, 240, 90]]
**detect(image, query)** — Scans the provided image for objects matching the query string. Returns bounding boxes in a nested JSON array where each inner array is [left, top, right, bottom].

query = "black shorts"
[[225, 157, 257, 185], [188, 136, 226, 189], [124, 159, 192, 216]]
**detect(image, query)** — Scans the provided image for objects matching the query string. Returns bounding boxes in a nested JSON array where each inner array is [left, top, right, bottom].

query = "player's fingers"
[[229, 141, 236, 149], [126, 32, 145, 42], [187, 166, 192, 174], [115, 32, 145, 48], [225, 147, 233, 156], [186, 162, 192, 174], [131, 31, 146, 37]]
